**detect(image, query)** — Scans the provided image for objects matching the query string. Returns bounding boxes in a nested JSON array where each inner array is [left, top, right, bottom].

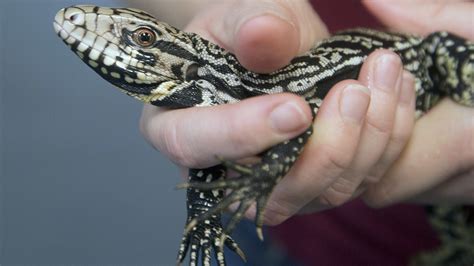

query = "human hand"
[[137, 0, 415, 225], [361, 0, 474, 207]]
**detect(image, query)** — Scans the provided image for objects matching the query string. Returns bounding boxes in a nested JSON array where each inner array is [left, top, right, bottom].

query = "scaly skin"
[[54, 5, 474, 265]]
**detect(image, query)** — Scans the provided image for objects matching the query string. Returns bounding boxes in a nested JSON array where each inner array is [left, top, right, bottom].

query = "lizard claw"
[[179, 160, 280, 241], [177, 166, 247, 265], [176, 213, 246, 266]]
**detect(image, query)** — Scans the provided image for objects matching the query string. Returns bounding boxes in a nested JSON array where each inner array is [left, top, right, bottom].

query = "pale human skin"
[[130, 0, 474, 225]]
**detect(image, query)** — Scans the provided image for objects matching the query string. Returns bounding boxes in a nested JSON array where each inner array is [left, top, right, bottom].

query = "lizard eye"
[[132, 27, 156, 47]]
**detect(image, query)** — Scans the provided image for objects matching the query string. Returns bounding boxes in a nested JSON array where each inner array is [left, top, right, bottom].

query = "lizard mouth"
[[53, 21, 61, 35], [53, 8, 166, 96], [53, 8, 113, 63], [53, 6, 189, 103]]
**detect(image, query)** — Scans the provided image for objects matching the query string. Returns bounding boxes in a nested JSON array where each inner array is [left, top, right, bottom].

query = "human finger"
[[363, 0, 474, 40], [140, 94, 311, 168], [411, 169, 474, 205], [185, 0, 329, 73], [319, 50, 403, 205], [363, 99, 474, 207], [366, 71, 416, 181], [258, 80, 371, 225]]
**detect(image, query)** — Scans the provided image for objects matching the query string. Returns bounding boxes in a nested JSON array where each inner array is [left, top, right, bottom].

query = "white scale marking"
[[71, 27, 86, 40], [103, 43, 121, 60], [124, 75, 134, 83], [88, 60, 98, 68], [65, 36, 75, 44], [82, 31, 97, 48], [88, 49, 101, 61], [115, 61, 127, 71], [85, 14, 97, 32], [94, 36, 108, 52], [76, 42, 89, 52], [111, 72, 121, 79], [103, 56, 115, 66], [59, 29, 69, 40]]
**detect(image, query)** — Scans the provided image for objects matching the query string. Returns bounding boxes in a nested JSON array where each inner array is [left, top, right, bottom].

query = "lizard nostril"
[[65, 11, 84, 25], [69, 14, 78, 21]]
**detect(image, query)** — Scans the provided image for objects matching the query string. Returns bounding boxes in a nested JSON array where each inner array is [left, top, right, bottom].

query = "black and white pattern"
[[54, 5, 474, 265]]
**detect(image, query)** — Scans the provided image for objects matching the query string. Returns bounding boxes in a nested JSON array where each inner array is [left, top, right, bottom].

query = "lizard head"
[[54, 5, 228, 107]]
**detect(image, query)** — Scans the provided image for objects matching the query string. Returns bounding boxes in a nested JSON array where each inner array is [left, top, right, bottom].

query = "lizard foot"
[[177, 166, 246, 265], [177, 159, 282, 242], [176, 212, 246, 266]]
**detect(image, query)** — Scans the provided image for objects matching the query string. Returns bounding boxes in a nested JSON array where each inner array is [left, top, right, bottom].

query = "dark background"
[[1, 0, 186, 264]]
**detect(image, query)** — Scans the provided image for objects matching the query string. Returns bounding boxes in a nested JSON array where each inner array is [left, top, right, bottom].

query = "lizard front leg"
[[179, 126, 313, 242], [177, 166, 246, 266]]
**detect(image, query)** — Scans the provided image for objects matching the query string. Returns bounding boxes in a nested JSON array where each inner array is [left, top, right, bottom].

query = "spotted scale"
[[54, 5, 474, 266]]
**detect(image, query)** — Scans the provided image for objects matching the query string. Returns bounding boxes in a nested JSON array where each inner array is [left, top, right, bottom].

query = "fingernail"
[[270, 101, 310, 133], [400, 71, 415, 106], [340, 84, 371, 124], [374, 53, 402, 92]]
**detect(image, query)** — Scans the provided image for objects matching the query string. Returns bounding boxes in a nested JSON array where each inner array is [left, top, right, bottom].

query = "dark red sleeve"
[[309, 0, 381, 32]]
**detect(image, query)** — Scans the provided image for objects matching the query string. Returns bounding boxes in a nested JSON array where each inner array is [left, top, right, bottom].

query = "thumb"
[[363, 0, 474, 40], [185, 0, 329, 73]]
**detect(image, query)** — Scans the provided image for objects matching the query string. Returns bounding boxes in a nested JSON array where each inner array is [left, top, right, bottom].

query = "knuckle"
[[321, 178, 358, 207], [365, 115, 393, 136], [365, 174, 382, 184], [138, 106, 204, 167], [389, 130, 410, 148], [366, 161, 391, 184], [319, 143, 354, 174], [389, 121, 413, 148], [364, 172, 386, 185]]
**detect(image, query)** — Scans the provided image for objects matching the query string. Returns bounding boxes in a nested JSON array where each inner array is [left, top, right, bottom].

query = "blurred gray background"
[[0, 0, 188, 264]]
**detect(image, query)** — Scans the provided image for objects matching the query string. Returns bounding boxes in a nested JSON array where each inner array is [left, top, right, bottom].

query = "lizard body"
[[54, 5, 474, 265]]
